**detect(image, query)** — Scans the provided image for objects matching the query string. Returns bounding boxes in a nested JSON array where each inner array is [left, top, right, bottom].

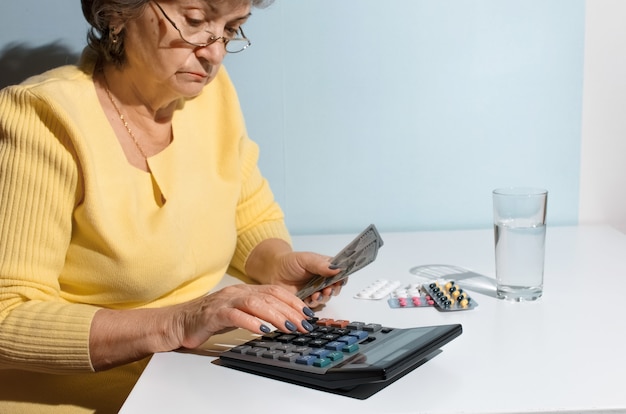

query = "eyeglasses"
[[152, 1, 251, 53]]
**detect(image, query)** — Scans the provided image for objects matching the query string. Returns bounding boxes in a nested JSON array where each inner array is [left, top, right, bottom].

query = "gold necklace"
[[102, 75, 149, 161]]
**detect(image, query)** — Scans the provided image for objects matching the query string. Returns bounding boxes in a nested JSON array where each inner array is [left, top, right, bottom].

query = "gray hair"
[[81, 0, 274, 67]]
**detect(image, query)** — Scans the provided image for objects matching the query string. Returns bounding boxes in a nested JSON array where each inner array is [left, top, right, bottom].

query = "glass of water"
[[493, 187, 548, 301]]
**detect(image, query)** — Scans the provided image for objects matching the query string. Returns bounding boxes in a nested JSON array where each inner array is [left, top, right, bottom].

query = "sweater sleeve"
[[227, 134, 292, 282], [0, 85, 98, 373], [205, 67, 291, 281]]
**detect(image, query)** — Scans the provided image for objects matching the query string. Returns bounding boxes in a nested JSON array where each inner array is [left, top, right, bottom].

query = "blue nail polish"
[[285, 320, 297, 332], [302, 320, 315, 332], [303, 307, 315, 318], [328, 264, 341, 270], [260, 324, 271, 334]]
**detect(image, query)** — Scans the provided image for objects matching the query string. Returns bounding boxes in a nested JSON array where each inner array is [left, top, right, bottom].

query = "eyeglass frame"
[[152, 1, 251, 53]]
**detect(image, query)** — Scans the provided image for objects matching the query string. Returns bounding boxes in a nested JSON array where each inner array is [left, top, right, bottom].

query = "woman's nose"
[[194, 40, 227, 63]]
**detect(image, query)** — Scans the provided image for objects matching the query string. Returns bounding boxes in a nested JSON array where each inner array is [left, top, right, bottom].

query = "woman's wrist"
[[245, 238, 293, 285], [89, 307, 180, 371]]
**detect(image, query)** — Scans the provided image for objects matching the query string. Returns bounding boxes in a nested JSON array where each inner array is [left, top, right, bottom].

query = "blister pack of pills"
[[387, 284, 435, 308], [354, 279, 403, 300], [355, 278, 477, 311], [421, 280, 477, 311]]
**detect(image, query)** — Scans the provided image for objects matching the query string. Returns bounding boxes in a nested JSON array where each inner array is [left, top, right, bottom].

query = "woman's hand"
[[90, 239, 346, 371], [170, 283, 317, 350], [244, 239, 344, 308], [90, 283, 317, 370]]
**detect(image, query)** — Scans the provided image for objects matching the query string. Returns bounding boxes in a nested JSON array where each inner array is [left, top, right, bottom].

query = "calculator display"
[[334, 327, 440, 369]]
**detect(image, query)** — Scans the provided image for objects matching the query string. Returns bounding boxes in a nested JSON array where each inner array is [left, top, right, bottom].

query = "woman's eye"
[[185, 17, 205, 28], [225, 27, 240, 39]]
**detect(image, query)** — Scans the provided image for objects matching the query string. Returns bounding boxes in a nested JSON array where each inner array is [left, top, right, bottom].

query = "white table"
[[120, 225, 626, 414]]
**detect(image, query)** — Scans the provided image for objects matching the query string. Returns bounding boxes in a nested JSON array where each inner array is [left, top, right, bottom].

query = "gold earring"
[[110, 27, 119, 44]]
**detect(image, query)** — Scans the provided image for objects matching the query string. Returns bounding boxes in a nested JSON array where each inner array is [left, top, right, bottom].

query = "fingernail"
[[303, 307, 315, 318], [285, 320, 297, 332], [260, 324, 271, 334], [328, 264, 341, 270], [302, 320, 315, 332]]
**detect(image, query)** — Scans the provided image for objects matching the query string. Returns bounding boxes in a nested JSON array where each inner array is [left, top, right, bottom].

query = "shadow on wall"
[[0, 42, 80, 89]]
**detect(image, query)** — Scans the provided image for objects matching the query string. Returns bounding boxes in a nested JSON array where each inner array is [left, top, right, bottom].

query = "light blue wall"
[[0, 2, 87, 49], [0, 1, 585, 235]]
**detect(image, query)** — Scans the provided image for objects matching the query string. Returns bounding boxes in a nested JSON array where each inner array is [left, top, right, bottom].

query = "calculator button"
[[262, 350, 282, 359], [291, 337, 312, 346], [245, 347, 266, 357], [261, 332, 282, 341], [321, 333, 340, 341], [349, 330, 369, 340], [310, 349, 332, 359], [275, 344, 296, 353], [327, 351, 344, 361], [230, 345, 250, 354], [330, 320, 350, 328], [342, 343, 360, 353], [296, 355, 317, 365], [347, 322, 365, 330], [314, 358, 332, 368], [315, 326, 335, 334], [293, 346, 312, 355], [363, 324, 382, 332], [308, 339, 329, 348], [275, 334, 297, 343], [337, 335, 358, 345], [278, 352, 299, 363], [250, 341, 278, 350], [325, 341, 346, 351]]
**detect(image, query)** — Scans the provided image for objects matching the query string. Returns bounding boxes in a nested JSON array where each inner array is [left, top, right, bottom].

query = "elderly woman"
[[0, 1, 343, 412]]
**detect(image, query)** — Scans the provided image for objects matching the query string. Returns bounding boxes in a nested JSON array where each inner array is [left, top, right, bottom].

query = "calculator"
[[219, 318, 462, 393]]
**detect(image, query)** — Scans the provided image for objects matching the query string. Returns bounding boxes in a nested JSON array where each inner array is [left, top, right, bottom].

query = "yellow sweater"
[[0, 57, 290, 413]]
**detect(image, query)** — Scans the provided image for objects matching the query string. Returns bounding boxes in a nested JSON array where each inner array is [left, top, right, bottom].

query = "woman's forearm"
[[89, 307, 178, 371]]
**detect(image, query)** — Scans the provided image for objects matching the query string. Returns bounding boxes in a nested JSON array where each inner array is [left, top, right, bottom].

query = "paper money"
[[296, 224, 383, 300]]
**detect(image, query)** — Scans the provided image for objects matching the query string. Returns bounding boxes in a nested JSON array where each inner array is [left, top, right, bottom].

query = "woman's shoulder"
[[0, 52, 98, 127], [14, 64, 92, 96], [3, 48, 95, 100]]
